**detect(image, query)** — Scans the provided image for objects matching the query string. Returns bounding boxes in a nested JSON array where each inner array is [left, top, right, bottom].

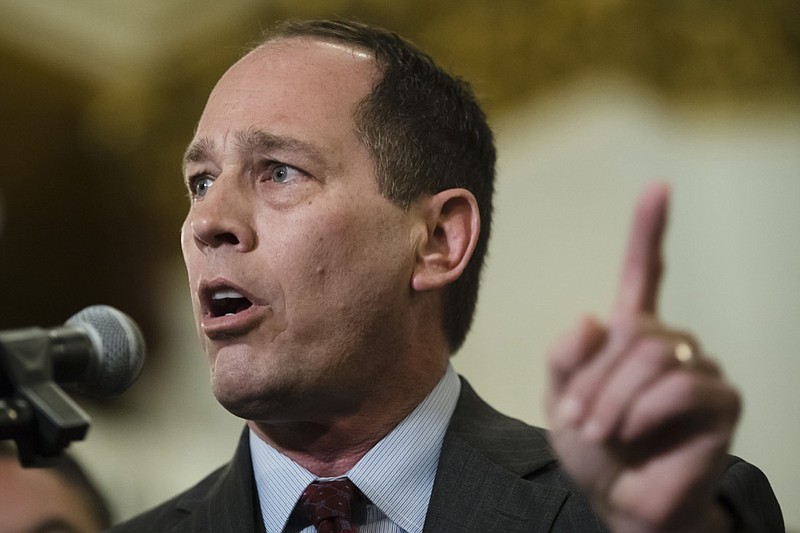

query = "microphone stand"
[[0, 328, 90, 466]]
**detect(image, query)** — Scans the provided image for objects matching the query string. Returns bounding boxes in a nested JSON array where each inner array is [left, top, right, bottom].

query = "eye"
[[267, 163, 303, 184], [189, 175, 214, 198]]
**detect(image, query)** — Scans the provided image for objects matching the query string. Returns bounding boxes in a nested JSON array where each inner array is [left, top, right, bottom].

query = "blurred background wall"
[[1, 0, 798, 529]]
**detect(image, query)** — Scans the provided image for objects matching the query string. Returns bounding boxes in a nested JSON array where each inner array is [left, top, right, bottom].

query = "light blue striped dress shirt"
[[250, 364, 461, 533]]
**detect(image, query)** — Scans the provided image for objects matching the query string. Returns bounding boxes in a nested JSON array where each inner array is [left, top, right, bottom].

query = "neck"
[[248, 360, 448, 477]]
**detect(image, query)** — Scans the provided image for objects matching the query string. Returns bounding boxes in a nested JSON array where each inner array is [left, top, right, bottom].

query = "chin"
[[211, 374, 300, 422], [214, 389, 276, 421]]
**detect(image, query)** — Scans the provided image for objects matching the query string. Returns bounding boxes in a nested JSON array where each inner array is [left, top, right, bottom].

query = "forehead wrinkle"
[[233, 128, 335, 172]]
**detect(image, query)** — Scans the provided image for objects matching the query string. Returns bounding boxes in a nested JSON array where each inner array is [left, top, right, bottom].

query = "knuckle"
[[632, 338, 675, 371]]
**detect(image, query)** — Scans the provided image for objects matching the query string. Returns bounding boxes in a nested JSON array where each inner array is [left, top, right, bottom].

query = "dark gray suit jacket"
[[108, 379, 784, 532]]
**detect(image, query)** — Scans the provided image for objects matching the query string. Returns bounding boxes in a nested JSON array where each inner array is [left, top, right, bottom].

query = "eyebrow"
[[182, 136, 215, 173], [182, 129, 330, 174]]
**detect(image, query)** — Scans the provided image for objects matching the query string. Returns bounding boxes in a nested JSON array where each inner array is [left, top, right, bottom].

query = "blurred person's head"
[[0, 443, 111, 533]]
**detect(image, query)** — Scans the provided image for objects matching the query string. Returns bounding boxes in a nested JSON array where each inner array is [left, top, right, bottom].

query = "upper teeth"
[[211, 289, 244, 300]]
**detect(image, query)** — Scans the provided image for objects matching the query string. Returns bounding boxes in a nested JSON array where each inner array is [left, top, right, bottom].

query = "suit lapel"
[[424, 378, 568, 532], [157, 381, 566, 532], [171, 428, 265, 532]]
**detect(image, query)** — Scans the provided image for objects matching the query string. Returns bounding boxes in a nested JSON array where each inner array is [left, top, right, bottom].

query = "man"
[[111, 20, 783, 532], [0, 442, 112, 533]]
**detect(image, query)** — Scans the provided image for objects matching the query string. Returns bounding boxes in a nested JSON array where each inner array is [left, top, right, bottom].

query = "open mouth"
[[206, 287, 253, 317]]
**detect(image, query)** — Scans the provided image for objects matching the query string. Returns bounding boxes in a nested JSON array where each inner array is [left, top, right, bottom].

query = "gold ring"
[[674, 341, 700, 369]]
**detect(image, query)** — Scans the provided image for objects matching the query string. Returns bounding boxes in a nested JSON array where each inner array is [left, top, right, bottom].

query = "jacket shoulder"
[[718, 456, 785, 532], [107, 428, 261, 532], [106, 463, 230, 532]]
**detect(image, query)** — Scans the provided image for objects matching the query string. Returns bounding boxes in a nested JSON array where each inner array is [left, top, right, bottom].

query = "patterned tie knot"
[[301, 478, 360, 533]]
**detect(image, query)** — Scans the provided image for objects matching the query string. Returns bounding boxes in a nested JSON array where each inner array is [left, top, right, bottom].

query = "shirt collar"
[[250, 364, 460, 533]]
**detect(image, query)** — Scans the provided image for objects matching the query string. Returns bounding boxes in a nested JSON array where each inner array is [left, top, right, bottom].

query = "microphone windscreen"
[[66, 305, 146, 396]]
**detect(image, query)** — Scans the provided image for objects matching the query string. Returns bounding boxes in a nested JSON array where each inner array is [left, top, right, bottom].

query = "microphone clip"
[[0, 328, 90, 466]]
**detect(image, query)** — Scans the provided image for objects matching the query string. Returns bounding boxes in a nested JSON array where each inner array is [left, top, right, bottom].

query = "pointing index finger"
[[613, 182, 670, 319]]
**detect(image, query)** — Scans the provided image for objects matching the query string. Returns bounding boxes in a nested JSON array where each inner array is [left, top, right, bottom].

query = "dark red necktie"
[[301, 478, 360, 533]]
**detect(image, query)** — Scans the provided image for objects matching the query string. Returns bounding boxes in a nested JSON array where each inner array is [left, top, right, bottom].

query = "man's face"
[[181, 38, 423, 422]]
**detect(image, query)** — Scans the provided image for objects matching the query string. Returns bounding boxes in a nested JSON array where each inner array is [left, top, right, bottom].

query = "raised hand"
[[545, 182, 741, 532]]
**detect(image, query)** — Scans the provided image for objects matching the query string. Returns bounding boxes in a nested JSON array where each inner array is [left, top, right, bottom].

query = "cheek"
[[180, 224, 199, 288], [180, 216, 193, 255], [181, 253, 202, 312], [179, 225, 207, 340], [309, 216, 410, 303], [270, 225, 356, 317]]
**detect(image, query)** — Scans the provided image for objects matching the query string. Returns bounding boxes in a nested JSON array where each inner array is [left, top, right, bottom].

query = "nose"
[[187, 176, 256, 252]]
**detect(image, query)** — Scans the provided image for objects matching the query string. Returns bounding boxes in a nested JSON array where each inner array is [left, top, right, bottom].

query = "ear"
[[412, 188, 480, 292]]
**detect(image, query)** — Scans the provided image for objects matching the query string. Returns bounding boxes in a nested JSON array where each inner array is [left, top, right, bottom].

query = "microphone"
[[0, 306, 146, 464], [60, 305, 146, 396], [1, 305, 146, 397]]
